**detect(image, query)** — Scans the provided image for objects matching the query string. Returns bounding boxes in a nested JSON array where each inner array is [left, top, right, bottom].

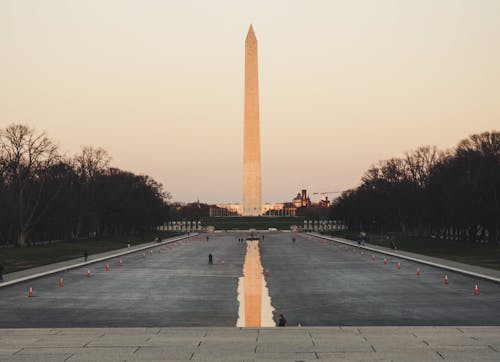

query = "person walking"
[[278, 314, 287, 327], [208, 253, 213, 265], [84, 250, 88, 262]]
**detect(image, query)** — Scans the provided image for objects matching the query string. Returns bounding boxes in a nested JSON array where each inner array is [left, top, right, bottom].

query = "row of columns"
[[158, 221, 203, 232], [303, 220, 347, 232]]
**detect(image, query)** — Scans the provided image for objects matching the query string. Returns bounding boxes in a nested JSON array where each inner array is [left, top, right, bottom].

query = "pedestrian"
[[278, 314, 287, 327], [206, 236, 209, 242], [0, 260, 4, 282], [262, 235, 265, 241], [292, 237, 296, 243], [208, 253, 213, 265], [84, 250, 88, 262]]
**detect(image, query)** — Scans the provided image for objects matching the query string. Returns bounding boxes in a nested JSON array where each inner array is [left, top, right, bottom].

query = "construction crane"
[[312, 191, 343, 199]]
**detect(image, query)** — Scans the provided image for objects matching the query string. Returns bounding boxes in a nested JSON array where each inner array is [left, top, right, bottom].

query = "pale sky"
[[1, 0, 499, 203]]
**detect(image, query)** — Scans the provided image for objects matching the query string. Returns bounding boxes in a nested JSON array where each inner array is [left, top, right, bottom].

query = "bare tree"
[[0, 124, 59, 246], [404, 146, 443, 187], [74, 146, 111, 181], [72, 146, 111, 238]]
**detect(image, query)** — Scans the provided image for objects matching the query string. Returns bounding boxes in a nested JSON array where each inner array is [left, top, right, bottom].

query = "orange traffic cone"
[[265, 268, 269, 277], [383, 258, 387, 265], [119, 259, 123, 267], [87, 269, 91, 278], [474, 284, 479, 295], [28, 287, 33, 297], [59, 277, 64, 287], [397, 262, 401, 270], [416, 268, 421, 276], [444, 275, 449, 285]]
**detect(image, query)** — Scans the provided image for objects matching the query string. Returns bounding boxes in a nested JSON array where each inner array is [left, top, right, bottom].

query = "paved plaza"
[[1, 232, 499, 360], [1, 326, 499, 361]]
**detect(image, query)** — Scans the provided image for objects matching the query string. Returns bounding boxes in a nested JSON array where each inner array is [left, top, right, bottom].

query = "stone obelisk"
[[243, 25, 262, 216]]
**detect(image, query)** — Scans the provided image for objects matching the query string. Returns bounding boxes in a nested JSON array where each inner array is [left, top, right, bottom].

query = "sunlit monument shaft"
[[243, 25, 262, 216]]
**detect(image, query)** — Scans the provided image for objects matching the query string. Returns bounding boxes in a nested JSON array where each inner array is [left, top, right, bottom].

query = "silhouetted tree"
[[331, 131, 500, 243], [0, 124, 172, 245], [0, 124, 60, 246]]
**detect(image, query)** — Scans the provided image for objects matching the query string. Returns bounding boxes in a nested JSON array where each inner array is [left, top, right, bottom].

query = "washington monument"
[[243, 25, 262, 216]]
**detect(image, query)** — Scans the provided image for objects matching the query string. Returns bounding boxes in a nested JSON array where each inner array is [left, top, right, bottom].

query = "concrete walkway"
[[310, 232, 500, 282], [1, 234, 194, 286], [0, 327, 499, 361]]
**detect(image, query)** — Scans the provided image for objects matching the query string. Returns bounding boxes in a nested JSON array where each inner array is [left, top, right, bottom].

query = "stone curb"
[[308, 232, 500, 284], [0, 233, 198, 288]]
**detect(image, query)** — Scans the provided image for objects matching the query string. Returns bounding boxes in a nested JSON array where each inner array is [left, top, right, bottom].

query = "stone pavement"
[[1, 327, 499, 361], [2, 232, 500, 328], [1, 234, 191, 285], [310, 233, 500, 281]]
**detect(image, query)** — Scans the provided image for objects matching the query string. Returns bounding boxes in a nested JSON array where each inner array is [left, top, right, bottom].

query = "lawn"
[[0, 231, 181, 274], [201, 216, 304, 230], [326, 231, 500, 271]]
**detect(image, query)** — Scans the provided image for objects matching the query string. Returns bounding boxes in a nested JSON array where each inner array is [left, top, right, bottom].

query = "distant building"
[[319, 196, 331, 208], [292, 189, 311, 208]]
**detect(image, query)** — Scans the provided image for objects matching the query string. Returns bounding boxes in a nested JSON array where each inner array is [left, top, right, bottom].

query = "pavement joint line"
[[82, 333, 104, 348], [133, 346, 140, 354], [189, 351, 195, 360], [314, 351, 319, 359], [422, 340, 430, 346], [63, 353, 74, 361], [309, 232, 500, 284], [436, 351, 445, 359], [309, 332, 315, 346], [370, 344, 376, 352], [12, 348, 23, 355], [456, 328, 464, 333], [412, 332, 418, 338], [0, 233, 197, 288], [488, 345, 498, 352]]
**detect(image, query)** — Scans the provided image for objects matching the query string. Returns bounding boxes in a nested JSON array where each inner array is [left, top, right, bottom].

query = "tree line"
[[330, 131, 500, 243], [0, 124, 170, 247]]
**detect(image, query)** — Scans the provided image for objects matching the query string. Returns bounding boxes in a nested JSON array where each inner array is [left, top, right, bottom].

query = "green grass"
[[0, 231, 182, 274], [201, 216, 304, 231], [326, 231, 500, 271]]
